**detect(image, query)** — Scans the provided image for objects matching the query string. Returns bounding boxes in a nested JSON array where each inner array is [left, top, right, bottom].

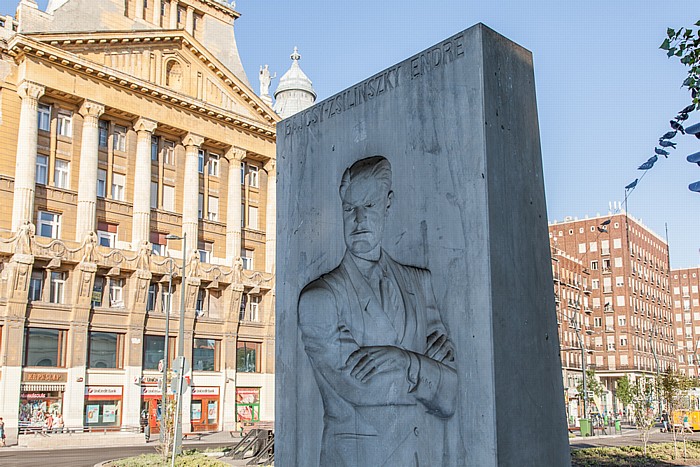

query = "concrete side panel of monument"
[[276, 23, 569, 467]]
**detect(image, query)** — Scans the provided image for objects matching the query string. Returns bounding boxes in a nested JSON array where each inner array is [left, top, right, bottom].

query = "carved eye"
[[343, 206, 354, 213], [365, 203, 375, 208]]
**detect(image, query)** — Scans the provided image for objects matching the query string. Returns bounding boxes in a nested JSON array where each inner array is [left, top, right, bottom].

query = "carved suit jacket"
[[298, 250, 458, 467]]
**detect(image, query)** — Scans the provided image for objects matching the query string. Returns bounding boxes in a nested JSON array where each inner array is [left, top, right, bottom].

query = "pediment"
[[27, 31, 277, 126]]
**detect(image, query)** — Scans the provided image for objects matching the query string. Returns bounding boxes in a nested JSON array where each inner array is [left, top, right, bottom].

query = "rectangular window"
[[193, 339, 220, 371], [29, 270, 43, 301], [97, 169, 107, 198], [198, 149, 205, 173], [177, 6, 184, 23], [249, 295, 260, 322], [236, 341, 261, 373], [590, 260, 598, 271], [578, 243, 586, 254], [150, 232, 167, 256], [589, 241, 597, 252], [163, 140, 175, 165], [97, 222, 117, 248], [208, 154, 220, 176], [614, 257, 623, 268], [113, 125, 126, 152], [161, 289, 172, 314], [38, 211, 61, 238], [160, 1, 166, 16], [162, 185, 175, 212], [207, 196, 219, 221], [198, 241, 212, 263], [248, 206, 258, 229], [98, 120, 109, 147], [147, 283, 158, 312], [151, 135, 159, 161], [36, 155, 48, 185], [38, 103, 51, 131], [111, 173, 125, 201], [24, 328, 66, 367], [591, 279, 599, 290], [241, 203, 245, 228], [242, 249, 254, 270], [143, 335, 166, 370], [248, 165, 259, 188], [109, 278, 124, 307], [92, 276, 105, 308], [198, 193, 204, 219], [56, 111, 72, 137], [613, 238, 622, 249], [88, 332, 123, 369], [49, 271, 66, 304], [150, 181, 158, 209], [240, 162, 245, 184], [54, 159, 70, 189]]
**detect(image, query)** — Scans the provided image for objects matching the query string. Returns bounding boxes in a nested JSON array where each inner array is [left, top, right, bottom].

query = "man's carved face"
[[341, 176, 392, 260]]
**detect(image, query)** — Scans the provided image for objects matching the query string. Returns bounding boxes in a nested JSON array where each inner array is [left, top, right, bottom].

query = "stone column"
[[225, 147, 245, 263], [182, 133, 203, 249], [264, 159, 276, 273], [185, 6, 194, 34], [152, 0, 161, 25], [11, 81, 45, 232], [75, 100, 105, 241], [131, 118, 158, 248], [169, 0, 178, 29], [135, 0, 144, 19]]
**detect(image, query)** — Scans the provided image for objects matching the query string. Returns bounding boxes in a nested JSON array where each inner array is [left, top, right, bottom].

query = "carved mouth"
[[351, 230, 371, 236]]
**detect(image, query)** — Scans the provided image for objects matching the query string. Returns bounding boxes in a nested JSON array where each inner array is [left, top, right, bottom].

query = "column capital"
[[183, 132, 204, 149], [225, 146, 246, 162], [134, 117, 158, 134], [17, 81, 45, 101], [263, 158, 276, 174], [79, 100, 105, 119]]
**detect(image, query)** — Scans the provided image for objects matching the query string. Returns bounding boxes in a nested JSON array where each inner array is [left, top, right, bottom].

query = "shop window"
[[235, 388, 260, 423], [193, 339, 219, 371], [84, 388, 122, 427], [236, 341, 261, 373], [24, 328, 66, 367], [37, 103, 51, 131], [35, 155, 48, 185], [88, 332, 124, 369]]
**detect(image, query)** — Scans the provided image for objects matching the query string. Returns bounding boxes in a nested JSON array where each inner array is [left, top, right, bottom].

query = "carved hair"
[[339, 156, 392, 198]]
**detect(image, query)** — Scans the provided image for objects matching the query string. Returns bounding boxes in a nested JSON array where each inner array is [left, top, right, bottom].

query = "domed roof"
[[274, 47, 316, 99]]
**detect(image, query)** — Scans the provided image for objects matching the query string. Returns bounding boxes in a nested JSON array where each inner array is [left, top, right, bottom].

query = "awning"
[[20, 383, 65, 392]]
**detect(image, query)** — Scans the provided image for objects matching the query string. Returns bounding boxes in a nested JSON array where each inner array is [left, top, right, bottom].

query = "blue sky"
[[2, 0, 700, 268]]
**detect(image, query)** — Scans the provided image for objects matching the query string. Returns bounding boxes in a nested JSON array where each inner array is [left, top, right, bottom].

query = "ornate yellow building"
[[0, 0, 280, 441]]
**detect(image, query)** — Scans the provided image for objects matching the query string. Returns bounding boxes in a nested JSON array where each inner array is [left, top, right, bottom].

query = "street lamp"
[[160, 255, 174, 443], [165, 233, 187, 458]]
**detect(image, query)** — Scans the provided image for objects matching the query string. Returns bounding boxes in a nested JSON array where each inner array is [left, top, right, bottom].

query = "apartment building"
[[0, 0, 283, 440], [549, 213, 675, 414], [671, 267, 700, 377]]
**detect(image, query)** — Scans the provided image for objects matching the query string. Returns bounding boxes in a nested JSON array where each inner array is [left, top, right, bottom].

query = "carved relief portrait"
[[297, 156, 457, 467]]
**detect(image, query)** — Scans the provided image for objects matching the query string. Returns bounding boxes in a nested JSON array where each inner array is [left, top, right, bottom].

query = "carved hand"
[[345, 346, 410, 383], [426, 330, 454, 363]]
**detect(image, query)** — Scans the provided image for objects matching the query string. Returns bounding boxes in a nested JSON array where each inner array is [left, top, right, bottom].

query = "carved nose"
[[354, 207, 367, 223]]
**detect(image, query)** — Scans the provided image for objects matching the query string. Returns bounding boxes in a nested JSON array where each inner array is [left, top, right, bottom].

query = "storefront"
[[235, 387, 260, 427], [84, 386, 123, 428], [191, 387, 219, 432], [19, 372, 67, 429], [140, 378, 174, 434]]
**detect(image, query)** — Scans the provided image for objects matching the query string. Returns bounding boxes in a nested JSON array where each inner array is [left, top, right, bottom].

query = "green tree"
[[630, 377, 656, 455], [659, 370, 695, 459], [616, 375, 634, 420]]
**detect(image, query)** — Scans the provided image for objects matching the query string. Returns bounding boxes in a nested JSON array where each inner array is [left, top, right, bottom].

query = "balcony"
[[605, 326, 615, 332], [604, 305, 614, 313], [584, 307, 593, 315], [583, 287, 592, 295], [602, 267, 612, 275]]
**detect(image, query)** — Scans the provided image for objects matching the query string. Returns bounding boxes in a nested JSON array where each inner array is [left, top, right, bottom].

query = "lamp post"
[[160, 255, 174, 443], [165, 233, 187, 457]]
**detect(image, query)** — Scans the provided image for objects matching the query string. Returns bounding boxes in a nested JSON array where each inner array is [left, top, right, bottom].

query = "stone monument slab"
[[276, 23, 570, 467]]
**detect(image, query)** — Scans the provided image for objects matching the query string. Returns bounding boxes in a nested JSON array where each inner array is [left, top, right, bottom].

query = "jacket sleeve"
[[298, 280, 416, 407]]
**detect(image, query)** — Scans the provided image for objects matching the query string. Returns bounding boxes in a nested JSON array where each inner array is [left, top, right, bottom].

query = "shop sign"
[[192, 387, 219, 396], [85, 386, 122, 396], [236, 387, 260, 403], [23, 393, 47, 399], [141, 386, 174, 396], [141, 376, 162, 385], [23, 372, 67, 383]]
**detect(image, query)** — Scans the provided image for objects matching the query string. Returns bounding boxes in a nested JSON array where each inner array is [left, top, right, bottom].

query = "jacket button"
[[414, 427, 419, 437]]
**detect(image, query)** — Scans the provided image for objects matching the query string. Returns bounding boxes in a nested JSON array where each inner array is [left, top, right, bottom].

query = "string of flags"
[[624, 103, 700, 197]]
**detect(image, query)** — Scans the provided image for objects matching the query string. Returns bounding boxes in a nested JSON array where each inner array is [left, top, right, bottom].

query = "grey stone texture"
[[276, 23, 570, 467]]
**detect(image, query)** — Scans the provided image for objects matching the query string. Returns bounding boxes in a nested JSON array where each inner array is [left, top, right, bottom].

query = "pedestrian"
[[661, 410, 670, 433], [683, 412, 692, 433], [140, 410, 150, 442], [55, 414, 64, 434], [0, 417, 5, 446], [45, 413, 53, 433]]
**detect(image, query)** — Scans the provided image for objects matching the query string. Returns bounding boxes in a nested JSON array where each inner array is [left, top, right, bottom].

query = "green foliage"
[[616, 375, 634, 411], [659, 369, 694, 413], [660, 22, 700, 105], [572, 441, 700, 466], [576, 368, 605, 400], [109, 452, 228, 467]]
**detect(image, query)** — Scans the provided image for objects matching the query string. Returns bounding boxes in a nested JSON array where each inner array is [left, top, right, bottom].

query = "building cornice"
[[6, 31, 278, 139]]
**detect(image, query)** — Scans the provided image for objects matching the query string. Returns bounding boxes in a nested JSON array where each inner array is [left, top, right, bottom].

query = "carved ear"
[[387, 191, 394, 211]]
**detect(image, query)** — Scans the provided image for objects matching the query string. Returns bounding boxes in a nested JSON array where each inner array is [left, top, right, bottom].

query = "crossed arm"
[[298, 282, 457, 418]]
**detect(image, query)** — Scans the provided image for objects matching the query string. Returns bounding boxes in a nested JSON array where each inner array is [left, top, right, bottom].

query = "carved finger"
[[361, 358, 393, 383], [345, 349, 365, 368], [350, 354, 373, 378], [355, 359, 377, 381], [426, 331, 442, 349], [427, 335, 447, 358]]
